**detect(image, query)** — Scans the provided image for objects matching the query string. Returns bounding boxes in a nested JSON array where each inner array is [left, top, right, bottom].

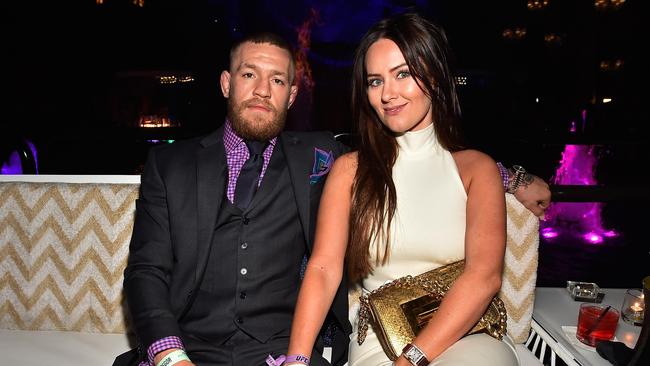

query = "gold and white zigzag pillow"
[[0, 182, 138, 334], [500, 194, 540, 343]]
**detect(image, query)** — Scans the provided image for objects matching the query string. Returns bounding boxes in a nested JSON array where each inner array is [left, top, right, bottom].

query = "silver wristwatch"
[[402, 343, 429, 366]]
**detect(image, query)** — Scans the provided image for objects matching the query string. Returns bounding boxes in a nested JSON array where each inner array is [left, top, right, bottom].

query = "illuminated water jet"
[[542, 111, 617, 243]]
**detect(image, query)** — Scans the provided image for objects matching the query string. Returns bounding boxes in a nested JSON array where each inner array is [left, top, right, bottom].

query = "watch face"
[[404, 345, 424, 364]]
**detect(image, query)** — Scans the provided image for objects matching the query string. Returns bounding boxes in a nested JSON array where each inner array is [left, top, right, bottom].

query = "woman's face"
[[365, 38, 433, 133]]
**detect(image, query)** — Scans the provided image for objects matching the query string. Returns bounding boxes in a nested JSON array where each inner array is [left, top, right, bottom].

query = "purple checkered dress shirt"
[[139, 336, 185, 366], [496, 162, 509, 192], [140, 120, 275, 366], [223, 120, 276, 202]]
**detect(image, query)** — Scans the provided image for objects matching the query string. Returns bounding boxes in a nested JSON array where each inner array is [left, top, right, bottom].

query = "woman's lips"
[[383, 103, 406, 116]]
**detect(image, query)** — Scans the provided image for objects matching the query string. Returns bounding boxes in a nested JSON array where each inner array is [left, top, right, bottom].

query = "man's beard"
[[228, 98, 287, 141]]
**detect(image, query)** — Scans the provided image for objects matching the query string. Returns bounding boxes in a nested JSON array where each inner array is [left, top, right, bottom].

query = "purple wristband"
[[286, 354, 310, 365]]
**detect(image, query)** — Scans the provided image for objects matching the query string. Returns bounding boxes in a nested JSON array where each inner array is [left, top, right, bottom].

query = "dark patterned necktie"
[[234, 140, 267, 209]]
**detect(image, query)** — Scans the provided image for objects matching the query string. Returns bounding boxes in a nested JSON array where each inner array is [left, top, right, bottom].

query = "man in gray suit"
[[120, 33, 349, 366]]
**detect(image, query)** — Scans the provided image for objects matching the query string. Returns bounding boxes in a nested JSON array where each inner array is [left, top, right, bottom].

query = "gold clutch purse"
[[357, 260, 507, 361]]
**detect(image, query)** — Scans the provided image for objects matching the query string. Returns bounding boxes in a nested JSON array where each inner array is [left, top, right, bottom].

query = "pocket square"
[[310, 147, 334, 185]]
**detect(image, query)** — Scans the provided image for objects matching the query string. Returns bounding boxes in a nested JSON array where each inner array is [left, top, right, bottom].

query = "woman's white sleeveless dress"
[[348, 124, 519, 365]]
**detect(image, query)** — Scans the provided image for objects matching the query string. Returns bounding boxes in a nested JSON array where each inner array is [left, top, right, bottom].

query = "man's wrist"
[[148, 336, 185, 366], [507, 164, 533, 193], [155, 349, 190, 366]]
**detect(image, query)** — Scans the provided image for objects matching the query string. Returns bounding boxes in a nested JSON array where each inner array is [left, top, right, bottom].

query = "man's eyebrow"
[[366, 63, 408, 78], [237, 63, 288, 78], [237, 62, 258, 71], [269, 69, 288, 78]]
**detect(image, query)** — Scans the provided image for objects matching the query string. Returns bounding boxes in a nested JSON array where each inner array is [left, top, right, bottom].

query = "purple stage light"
[[1, 151, 23, 174], [1, 139, 38, 174], [541, 227, 559, 239], [583, 232, 604, 244]]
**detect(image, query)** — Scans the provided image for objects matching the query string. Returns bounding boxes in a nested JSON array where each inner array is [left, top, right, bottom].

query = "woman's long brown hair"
[[347, 13, 465, 283]]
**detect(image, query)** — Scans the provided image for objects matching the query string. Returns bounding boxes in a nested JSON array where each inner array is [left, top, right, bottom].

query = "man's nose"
[[253, 79, 271, 98]]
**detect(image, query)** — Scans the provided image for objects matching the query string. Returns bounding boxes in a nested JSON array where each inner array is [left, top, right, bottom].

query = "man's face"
[[220, 42, 298, 141]]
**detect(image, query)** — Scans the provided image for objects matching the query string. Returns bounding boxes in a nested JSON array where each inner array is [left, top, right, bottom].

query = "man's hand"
[[513, 174, 551, 218]]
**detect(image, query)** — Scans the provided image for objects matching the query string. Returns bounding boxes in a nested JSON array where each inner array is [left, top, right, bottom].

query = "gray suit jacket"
[[123, 126, 351, 364]]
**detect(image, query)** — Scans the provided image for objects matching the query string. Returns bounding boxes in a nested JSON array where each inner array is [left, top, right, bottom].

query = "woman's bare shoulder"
[[330, 151, 358, 181], [452, 149, 500, 190], [452, 149, 496, 173]]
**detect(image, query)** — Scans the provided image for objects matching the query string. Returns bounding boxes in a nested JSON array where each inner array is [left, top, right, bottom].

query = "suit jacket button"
[[241, 242, 248, 249], [240, 268, 248, 275], [242, 217, 250, 225], [240, 291, 247, 299], [236, 317, 243, 324]]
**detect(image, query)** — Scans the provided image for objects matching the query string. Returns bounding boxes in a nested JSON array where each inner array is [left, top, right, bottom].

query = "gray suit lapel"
[[196, 128, 228, 280], [280, 133, 312, 248]]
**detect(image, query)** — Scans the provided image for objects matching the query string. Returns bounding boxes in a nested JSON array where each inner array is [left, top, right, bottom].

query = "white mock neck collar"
[[395, 123, 438, 155]]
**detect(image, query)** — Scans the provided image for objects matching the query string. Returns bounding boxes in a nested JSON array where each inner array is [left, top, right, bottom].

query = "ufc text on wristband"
[[286, 354, 310, 365]]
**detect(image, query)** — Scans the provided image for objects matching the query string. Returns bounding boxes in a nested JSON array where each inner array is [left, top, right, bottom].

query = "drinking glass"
[[621, 288, 645, 326], [576, 303, 619, 346]]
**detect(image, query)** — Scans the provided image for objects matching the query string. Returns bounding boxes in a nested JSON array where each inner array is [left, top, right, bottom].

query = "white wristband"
[[156, 349, 191, 366]]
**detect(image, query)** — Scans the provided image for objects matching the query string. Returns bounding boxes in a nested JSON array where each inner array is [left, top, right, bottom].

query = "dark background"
[[2, 0, 648, 287]]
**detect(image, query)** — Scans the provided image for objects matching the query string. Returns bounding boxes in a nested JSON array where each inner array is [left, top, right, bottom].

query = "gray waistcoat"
[[180, 144, 305, 344]]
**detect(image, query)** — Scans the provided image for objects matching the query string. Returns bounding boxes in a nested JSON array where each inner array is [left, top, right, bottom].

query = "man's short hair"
[[229, 32, 296, 71]]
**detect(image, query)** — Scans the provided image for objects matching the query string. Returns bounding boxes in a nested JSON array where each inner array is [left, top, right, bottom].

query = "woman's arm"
[[396, 150, 506, 365], [286, 152, 357, 360]]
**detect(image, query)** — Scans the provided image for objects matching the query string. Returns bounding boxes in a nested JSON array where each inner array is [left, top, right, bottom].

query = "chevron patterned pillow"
[[0, 182, 138, 333], [500, 194, 540, 343]]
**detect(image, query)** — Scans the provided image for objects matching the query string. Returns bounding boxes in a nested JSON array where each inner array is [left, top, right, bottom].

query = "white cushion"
[[0, 329, 132, 365], [515, 344, 544, 366]]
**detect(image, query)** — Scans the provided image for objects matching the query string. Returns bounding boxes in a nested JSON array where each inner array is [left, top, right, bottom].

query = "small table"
[[533, 287, 641, 366]]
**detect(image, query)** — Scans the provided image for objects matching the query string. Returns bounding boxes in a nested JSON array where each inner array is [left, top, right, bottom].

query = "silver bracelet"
[[507, 165, 527, 193]]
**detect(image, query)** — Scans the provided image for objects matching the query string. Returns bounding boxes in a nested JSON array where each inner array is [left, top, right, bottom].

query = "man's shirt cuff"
[[497, 162, 509, 192], [139, 336, 185, 366]]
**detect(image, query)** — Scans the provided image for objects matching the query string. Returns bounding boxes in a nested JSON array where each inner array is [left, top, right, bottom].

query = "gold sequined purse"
[[357, 260, 507, 361]]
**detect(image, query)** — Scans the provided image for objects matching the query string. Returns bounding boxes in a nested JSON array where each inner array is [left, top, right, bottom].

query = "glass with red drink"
[[576, 303, 620, 346]]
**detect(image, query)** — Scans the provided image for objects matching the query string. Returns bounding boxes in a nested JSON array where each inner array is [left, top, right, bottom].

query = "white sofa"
[[0, 175, 553, 366]]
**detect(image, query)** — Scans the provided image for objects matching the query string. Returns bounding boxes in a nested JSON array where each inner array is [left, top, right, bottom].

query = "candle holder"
[[621, 288, 645, 326]]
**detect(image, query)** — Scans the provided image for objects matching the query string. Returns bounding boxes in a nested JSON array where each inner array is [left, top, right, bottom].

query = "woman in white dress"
[[286, 13, 519, 366]]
